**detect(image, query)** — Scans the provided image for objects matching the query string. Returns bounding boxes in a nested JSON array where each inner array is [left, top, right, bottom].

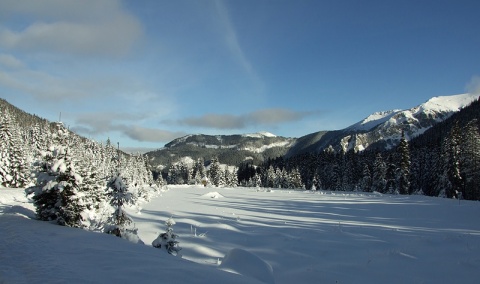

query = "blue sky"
[[1, 0, 479, 152]]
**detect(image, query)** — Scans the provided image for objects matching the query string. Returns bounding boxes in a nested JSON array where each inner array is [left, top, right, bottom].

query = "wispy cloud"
[[71, 111, 185, 144], [0, 53, 24, 69], [466, 75, 480, 95], [0, 65, 90, 101], [0, 0, 142, 57], [0, 0, 145, 103], [119, 125, 186, 143], [213, 0, 265, 93], [176, 108, 318, 130], [214, 0, 253, 76]]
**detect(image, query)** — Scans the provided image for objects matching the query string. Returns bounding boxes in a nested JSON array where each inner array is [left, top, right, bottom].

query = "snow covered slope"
[[343, 93, 479, 151], [2, 186, 480, 284], [147, 133, 295, 169], [0, 188, 262, 284], [288, 93, 479, 155]]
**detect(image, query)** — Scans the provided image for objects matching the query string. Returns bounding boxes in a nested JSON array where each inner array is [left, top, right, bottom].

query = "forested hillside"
[[240, 99, 480, 200], [2, 96, 479, 202], [147, 133, 294, 170], [0, 98, 159, 238]]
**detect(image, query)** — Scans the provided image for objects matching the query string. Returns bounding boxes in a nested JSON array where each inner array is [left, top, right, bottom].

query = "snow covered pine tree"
[[152, 217, 182, 256], [105, 173, 134, 237]]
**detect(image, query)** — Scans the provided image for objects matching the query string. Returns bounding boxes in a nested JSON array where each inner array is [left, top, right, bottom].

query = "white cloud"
[[0, 66, 95, 100], [0, 0, 142, 57], [71, 110, 184, 144], [176, 108, 318, 130], [0, 53, 24, 69], [179, 113, 245, 129], [466, 75, 480, 95], [248, 109, 311, 125], [120, 125, 186, 143]]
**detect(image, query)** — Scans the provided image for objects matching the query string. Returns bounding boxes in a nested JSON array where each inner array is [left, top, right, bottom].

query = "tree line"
[[0, 103, 159, 240], [237, 99, 480, 200], [154, 99, 479, 200]]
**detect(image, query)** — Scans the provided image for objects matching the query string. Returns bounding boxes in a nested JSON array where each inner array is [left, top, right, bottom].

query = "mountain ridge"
[[146, 93, 479, 169], [285, 93, 479, 156]]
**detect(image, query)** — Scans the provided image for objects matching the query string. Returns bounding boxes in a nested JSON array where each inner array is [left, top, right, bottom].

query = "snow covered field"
[[2, 186, 480, 283]]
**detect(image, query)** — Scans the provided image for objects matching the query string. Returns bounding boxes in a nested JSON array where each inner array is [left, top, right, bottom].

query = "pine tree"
[[29, 123, 86, 227], [224, 168, 238, 187], [208, 157, 221, 187], [152, 217, 181, 256], [166, 164, 178, 184], [0, 109, 30, 187], [460, 119, 480, 200], [265, 166, 276, 188], [310, 173, 321, 190], [360, 163, 372, 192], [53, 153, 86, 227], [440, 121, 463, 198], [0, 110, 13, 186], [385, 154, 398, 194], [75, 140, 108, 229], [190, 158, 205, 185], [105, 172, 134, 237], [288, 168, 304, 189], [371, 153, 387, 193], [396, 131, 411, 194]]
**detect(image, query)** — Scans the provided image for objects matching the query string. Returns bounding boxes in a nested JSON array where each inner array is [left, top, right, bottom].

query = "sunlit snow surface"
[[2, 186, 480, 284], [348, 93, 479, 132]]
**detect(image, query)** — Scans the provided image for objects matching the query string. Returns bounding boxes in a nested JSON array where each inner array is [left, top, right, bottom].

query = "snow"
[[219, 248, 275, 284], [2, 186, 480, 284], [348, 110, 401, 131], [201, 191, 225, 199], [348, 93, 479, 133], [243, 132, 277, 138], [242, 140, 291, 153], [414, 93, 480, 115], [173, 156, 196, 167]]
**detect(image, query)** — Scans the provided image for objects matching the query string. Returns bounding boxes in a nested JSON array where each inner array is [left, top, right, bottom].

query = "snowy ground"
[[2, 186, 480, 283]]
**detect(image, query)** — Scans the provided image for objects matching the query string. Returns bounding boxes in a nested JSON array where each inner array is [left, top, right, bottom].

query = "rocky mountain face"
[[286, 93, 479, 157], [146, 132, 296, 170]]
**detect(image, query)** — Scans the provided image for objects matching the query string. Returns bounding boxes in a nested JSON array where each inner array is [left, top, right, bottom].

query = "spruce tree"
[[396, 131, 411, 195], [371, 153, 387, 193], [30, 123, 86, 227], [459, 119, 480, 200], [105, 172, 134, 236], [152, 217, 181, 256], [439, 121, 463, 198], [360, 163, 372, 192], [0, 109, 30, 187], [0, 110, 13, 186], [208, 157, 221, 187], [385, 154, 398, 194]]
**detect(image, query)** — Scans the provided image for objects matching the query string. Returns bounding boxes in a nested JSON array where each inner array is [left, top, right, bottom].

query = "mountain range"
[[146, 93, 479, 169], [1, 93, 478, 171]]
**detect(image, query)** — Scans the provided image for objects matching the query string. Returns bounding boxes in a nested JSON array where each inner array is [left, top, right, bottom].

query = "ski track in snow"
[[2, 186, 480, 284]]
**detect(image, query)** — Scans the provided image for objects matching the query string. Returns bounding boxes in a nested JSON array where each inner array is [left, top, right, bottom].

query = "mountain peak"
[[414, 93, 479, 115], [347, 109, 401, 132], [288, 92, 480, 156]]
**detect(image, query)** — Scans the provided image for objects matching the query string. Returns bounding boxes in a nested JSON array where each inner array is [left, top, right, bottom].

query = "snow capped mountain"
[[413, 93, 479, 115], [146, 133, 295, 169], [149, 93, 478, 164], [343, 93, 479, 151], [347, 110, 401, 132], [287, 93, 479, 155]]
